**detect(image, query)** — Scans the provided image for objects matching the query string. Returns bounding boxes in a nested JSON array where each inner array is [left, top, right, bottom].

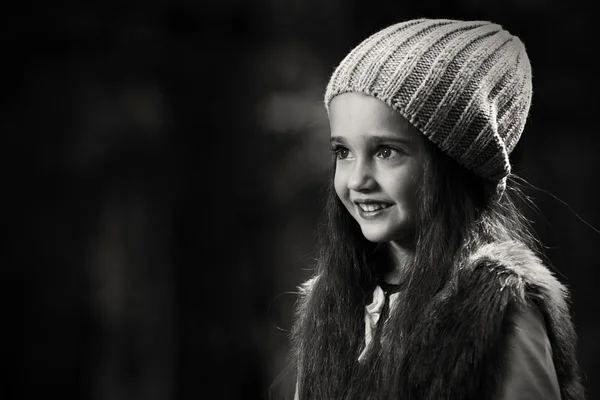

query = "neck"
[[383, 241, 414, 284]]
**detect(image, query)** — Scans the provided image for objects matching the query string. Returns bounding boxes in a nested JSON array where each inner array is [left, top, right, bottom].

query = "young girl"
[[289, 19, 585, 399]]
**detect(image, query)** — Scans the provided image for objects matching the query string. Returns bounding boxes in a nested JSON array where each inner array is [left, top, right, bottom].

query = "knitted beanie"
[[324, 19, 533, 192]]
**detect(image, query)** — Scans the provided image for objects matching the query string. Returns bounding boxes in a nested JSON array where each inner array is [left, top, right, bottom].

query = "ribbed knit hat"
[[324, 19, 532, 192]]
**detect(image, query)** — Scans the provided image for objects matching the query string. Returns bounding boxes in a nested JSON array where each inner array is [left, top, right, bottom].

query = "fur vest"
[[297, 241, 585, 400]]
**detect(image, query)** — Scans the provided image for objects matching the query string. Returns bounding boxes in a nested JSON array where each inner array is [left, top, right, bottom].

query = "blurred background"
[[10, 0, 598, 399]]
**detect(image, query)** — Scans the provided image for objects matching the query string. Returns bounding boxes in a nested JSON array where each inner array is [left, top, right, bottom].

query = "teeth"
[[358, 203, 389, 212]]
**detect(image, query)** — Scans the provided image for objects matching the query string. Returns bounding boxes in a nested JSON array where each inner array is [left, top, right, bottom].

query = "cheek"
[[388, 167, 422, 205], [405, 174, 421, 199], [404, 169, 424, 212], [333, 169, 347, 200]]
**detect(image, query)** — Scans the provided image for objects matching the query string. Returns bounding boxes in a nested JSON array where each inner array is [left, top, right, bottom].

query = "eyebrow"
[[330, 134, 414, 146]]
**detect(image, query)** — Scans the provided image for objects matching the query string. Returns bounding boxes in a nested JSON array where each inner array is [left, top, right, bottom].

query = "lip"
[[353, 200, 393, 220]]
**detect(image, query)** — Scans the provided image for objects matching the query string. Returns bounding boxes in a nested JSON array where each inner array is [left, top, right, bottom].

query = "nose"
[[347, 160, 376, 192]]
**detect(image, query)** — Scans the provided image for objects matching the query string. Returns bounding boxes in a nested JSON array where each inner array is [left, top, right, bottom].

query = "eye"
[[376, 146, 398, 159], [331, 146, 351, 160]]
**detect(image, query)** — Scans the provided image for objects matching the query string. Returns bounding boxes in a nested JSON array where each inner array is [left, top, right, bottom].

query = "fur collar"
[[298, 240, 585, 400], [468, 240, 567, 310], [459, 241, 585, 400]]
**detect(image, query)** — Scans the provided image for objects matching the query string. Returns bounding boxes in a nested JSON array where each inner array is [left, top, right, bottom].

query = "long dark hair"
[[288, 139, 541, 400]]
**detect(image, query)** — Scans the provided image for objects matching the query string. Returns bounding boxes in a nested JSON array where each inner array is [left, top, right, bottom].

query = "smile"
[[357, 203, 391, 212], [354, 202, 393, 220]]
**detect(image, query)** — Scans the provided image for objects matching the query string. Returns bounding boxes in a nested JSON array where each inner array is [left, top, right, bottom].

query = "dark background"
[[10, 1, 599, 399]]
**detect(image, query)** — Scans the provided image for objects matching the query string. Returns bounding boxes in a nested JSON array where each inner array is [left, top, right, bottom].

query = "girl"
[[289, 19, 585, 400]]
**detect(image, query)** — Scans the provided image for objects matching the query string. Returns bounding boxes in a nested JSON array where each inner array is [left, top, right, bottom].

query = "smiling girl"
[[289, 19, 585, 400]]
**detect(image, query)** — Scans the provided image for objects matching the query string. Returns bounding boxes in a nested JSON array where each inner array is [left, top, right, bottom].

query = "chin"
[[359, 223, 413, 244], [359, 227, 395, 243]]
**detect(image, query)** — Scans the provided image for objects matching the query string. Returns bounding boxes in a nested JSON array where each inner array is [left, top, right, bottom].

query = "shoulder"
[[298, 275, 319, 294], [404, 241, 576, 399], [458, 241, 584, 399], [292, 274, 321, 319], [458, 240, 571, 314]]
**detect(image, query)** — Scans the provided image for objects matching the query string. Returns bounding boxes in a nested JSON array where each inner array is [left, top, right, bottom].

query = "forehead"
[[329, 92, 419, 141]]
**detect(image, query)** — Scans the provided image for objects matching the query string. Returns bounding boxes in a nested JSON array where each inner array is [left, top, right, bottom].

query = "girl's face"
[[329, 92, 427, 244]]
